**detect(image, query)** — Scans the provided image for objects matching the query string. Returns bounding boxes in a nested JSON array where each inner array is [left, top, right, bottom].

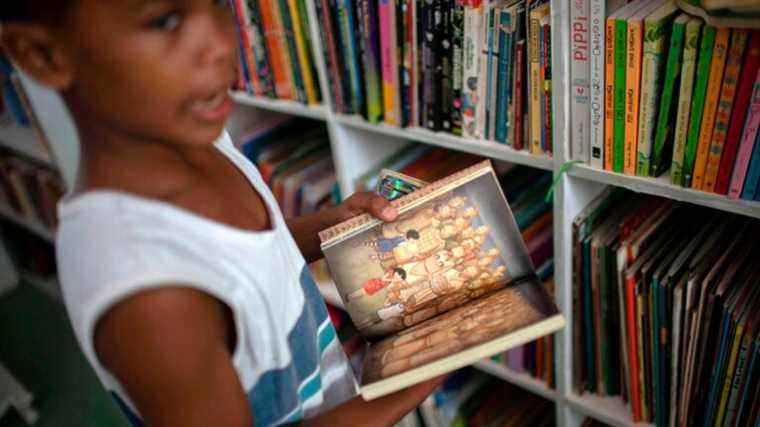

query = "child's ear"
[[1, 23, 73, 90]]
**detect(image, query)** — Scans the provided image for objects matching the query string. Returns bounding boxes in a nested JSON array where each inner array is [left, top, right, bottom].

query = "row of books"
[[572, 0, 760, 200], [229, 0, 322, 104], [233, 118, 339, 218], [0, 154, 63, 230], [306, 0, 553, 154], [420, 368, 555, 427], [490, 166, 555, 386], [572, 187, 759, 427]]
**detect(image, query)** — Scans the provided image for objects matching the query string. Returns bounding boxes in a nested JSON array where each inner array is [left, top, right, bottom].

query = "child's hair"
[[1, 1, 73, 23]]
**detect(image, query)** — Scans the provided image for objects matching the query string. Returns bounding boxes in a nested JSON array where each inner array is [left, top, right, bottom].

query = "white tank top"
[[56, 132, 357, 426]]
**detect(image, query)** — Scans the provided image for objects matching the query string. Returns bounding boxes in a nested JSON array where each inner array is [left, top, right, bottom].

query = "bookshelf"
[[12, 2, 760, 426]]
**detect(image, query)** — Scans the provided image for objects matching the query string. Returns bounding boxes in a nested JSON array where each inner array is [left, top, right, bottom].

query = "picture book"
[[319, 161, 564, 399], [570, 0, 591, 163]]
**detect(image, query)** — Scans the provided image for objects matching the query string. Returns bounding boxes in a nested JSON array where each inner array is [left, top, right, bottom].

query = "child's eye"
[[149, 12, 181, 31]]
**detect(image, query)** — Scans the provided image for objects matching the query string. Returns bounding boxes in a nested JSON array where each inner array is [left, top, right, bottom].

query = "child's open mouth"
[[190, 90, 233, 123]]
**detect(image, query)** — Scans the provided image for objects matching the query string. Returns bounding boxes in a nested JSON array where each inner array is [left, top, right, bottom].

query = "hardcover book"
[[318, 161, 564, 399]]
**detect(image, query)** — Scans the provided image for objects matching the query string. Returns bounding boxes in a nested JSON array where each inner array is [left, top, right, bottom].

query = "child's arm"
[[94, 285, 439, 427], [286, 192, 398, 262]]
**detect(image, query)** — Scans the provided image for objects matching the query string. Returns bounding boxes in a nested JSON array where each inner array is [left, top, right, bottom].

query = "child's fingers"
[[369, 195, 398, 221]]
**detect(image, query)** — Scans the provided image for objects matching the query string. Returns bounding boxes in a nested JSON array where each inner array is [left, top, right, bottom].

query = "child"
[[0, 1, 440, 426]]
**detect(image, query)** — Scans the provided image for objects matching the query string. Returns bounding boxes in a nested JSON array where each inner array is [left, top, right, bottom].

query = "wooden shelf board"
[[0, 204, 54, 242], [566, 393, 654, 427], [569, 164, 760, 219], [472, 360, 558, 401], [231, 92, 328, 121], [0, 123, 52, 165], [334, 114, 555, 171]]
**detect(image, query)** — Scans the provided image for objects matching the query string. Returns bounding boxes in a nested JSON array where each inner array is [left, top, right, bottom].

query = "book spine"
[[682, 25, 717, 187], [690, 27, 730, 189], [571, 0, 590, 162], [418, 0, 430, 127], [604, 17, 616, 170], [740, 126, 760, 200], [715, 31, 760, 194], [405, 0, 417, 127], [637, 13, 673, 177], [723, 334, 752, 426], [529, 5, 546, 154], [487, 7, 501, 140], [337, 0, 364, 112], [544, 21, 552, 154], [273, 0, 301, 100], [288, 0, 318, 104], [728, 70, 760, 199], [504, 16, 516, 146], [715, 324, 745, 426], [380, 0, 400, 124], [297, 0, 322, 101], [651, 17, 685, 178], [671, 20, 702, 186], [330, 0, 355, 111], [589, 0, 605, 168], [232, 0, 261, 95], [258, 0, 294, 99], [358, 0, 384, 122], [626, 277, 642, 421], [399, 0, 410, 126], [462, 0, 484, 138], [480, 4, 495, 139], [315, 0, 346, 111], [440, 0, 453, 131], [495, 9, 511, 143], [451, 0, 465, 135], [515, 39, 526, 150], [623, 18, 643, 175], [422, 0, 439, 129], [703, 29, 748, 192], [613, 18, 628, 173]]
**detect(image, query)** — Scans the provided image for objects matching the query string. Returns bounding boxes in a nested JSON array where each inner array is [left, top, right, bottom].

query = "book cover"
[[702, 29, 749, 192], [479, 3, 496, 139], [571, 0, 591, 162], [452, 0, 466, 135], [319, 161, 564, 400], [420, 0, 435, 128], [528, 2, 550, 155], [542, 19, 552, 154], [257, 0, 295, 99], [424, 0, 440, 130], [486, 6, 501, 140], [670, 18, 703, 186], [739, 123, 760, 200], [604, 12, 616, 170], [715, 31, 760, 195], [462, 0, 485, 139], [623, 0, 665, 175], [728, 69, 760, 199], [336, 0, 365, 113], [514, 39, 527, 150], [288, 0, 319, 104], [650, 14, 688, 178], [315, 0, 347, 111], [276, 0, 307, 102], [400, 0, 413, 127], [357, 0, 384, 122], [495, 7, 513, 144], [690, 27, 730, 189], [232, 0, 261, 95], [380, 0, 401, 124], [635, 0, 678, 177], [439, 0, 454, 132]]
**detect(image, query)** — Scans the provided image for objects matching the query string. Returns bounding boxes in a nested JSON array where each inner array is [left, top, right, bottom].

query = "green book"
[[611, 0, 652, 172], [651, 14, 689, 177], [670, 18, 703, 185], [636, 1, 678, 176], [681, 25, 715, 188]]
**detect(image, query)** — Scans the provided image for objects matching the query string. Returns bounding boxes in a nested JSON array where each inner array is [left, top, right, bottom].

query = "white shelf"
[[231, 92, 328, 121], [0, 122, 52, 165], [334, 114, 555, 171], [566, 393, 654, 427], [568, 164, 760, 220], [0, 204, 54, 242], [473, 360, 558, 401]]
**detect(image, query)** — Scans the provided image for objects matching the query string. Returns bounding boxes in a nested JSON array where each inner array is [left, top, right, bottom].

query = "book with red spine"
[[257, 0, 294, 99], [315, 0, 346, 111], [514, 39, 526, 151], [715, 30, 760, 195], [231, 0, 261, 94], [728, 68, 760, 199]]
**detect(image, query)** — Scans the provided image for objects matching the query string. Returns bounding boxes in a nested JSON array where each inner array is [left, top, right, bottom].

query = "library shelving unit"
[[14, 2, 760, 426]]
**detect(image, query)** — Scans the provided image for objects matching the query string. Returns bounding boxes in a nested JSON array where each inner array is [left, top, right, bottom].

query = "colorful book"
[[604, 11, 617, 170], [401, 0, 415, 127], [570, 0, 591, 162], [542, 18, 552, 154], [495, 7, 513, 144], [514, 39, 527, 150], [439, 0, 453, 131], [337, 0, 365, 113], [257, 0, 295, 99], [728, 69, 760, 199], [702, 29, 749, 192], [451, 0, 465, 135], [740, 124, 760, 200], [623, 0, 665, 175], [288, 0, 319, 104], [462, 0, 484, 138], [670, 18, 703, 186], [315, 0, 347, 111], [635, 0, 678, 176], [484, 5, 500, 140], [528, 2, 550, 155], [681, 24, 716, 187], [715, 31, 760, 195], [650, 14, 689, 177], [357, 0, 384, 122], [380, 0, 400, 124], [274, 0, 303, 100]]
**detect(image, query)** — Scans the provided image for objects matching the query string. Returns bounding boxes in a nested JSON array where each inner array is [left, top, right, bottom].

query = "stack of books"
[[0, 154, 63, 230], [491, 166, 555, 387], [229, 0, 322, 105], [575, 0, 760, 201], [309, 0, 553, 154], [233, 118, 339, 217], [572, 187, 760, 426]]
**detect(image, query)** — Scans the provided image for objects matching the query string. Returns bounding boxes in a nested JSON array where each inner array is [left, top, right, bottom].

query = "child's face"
[[19, 0, 239, 147]]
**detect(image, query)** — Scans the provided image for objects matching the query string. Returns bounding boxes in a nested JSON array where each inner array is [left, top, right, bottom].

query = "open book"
[[319, 161, 565, 400]]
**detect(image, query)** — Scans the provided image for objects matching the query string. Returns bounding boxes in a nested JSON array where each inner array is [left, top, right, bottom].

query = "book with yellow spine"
[[529, 2, 550, 155], [604, 14, 617, 170], [702, 29, 748, 192], [690, 27, 730, 189], [288, 0, 319, 104], [623, 0, 664, 175]]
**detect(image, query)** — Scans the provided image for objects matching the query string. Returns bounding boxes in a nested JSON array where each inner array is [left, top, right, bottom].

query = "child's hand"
[[338, 192, 399, 222]]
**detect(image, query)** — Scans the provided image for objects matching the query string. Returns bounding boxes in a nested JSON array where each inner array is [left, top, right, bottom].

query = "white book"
[[571, 0, 591, 162]]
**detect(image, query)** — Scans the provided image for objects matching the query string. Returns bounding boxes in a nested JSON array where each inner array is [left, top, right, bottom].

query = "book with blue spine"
[[275, 0, 307, 102], [740, 127, 760, 200], [495, 7, 512, 144], [336, 0, 365, 113], [357, 0, 384, 122]]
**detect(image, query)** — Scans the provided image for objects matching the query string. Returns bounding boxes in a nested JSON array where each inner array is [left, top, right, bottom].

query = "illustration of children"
[[346, 267, 407, 302]]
